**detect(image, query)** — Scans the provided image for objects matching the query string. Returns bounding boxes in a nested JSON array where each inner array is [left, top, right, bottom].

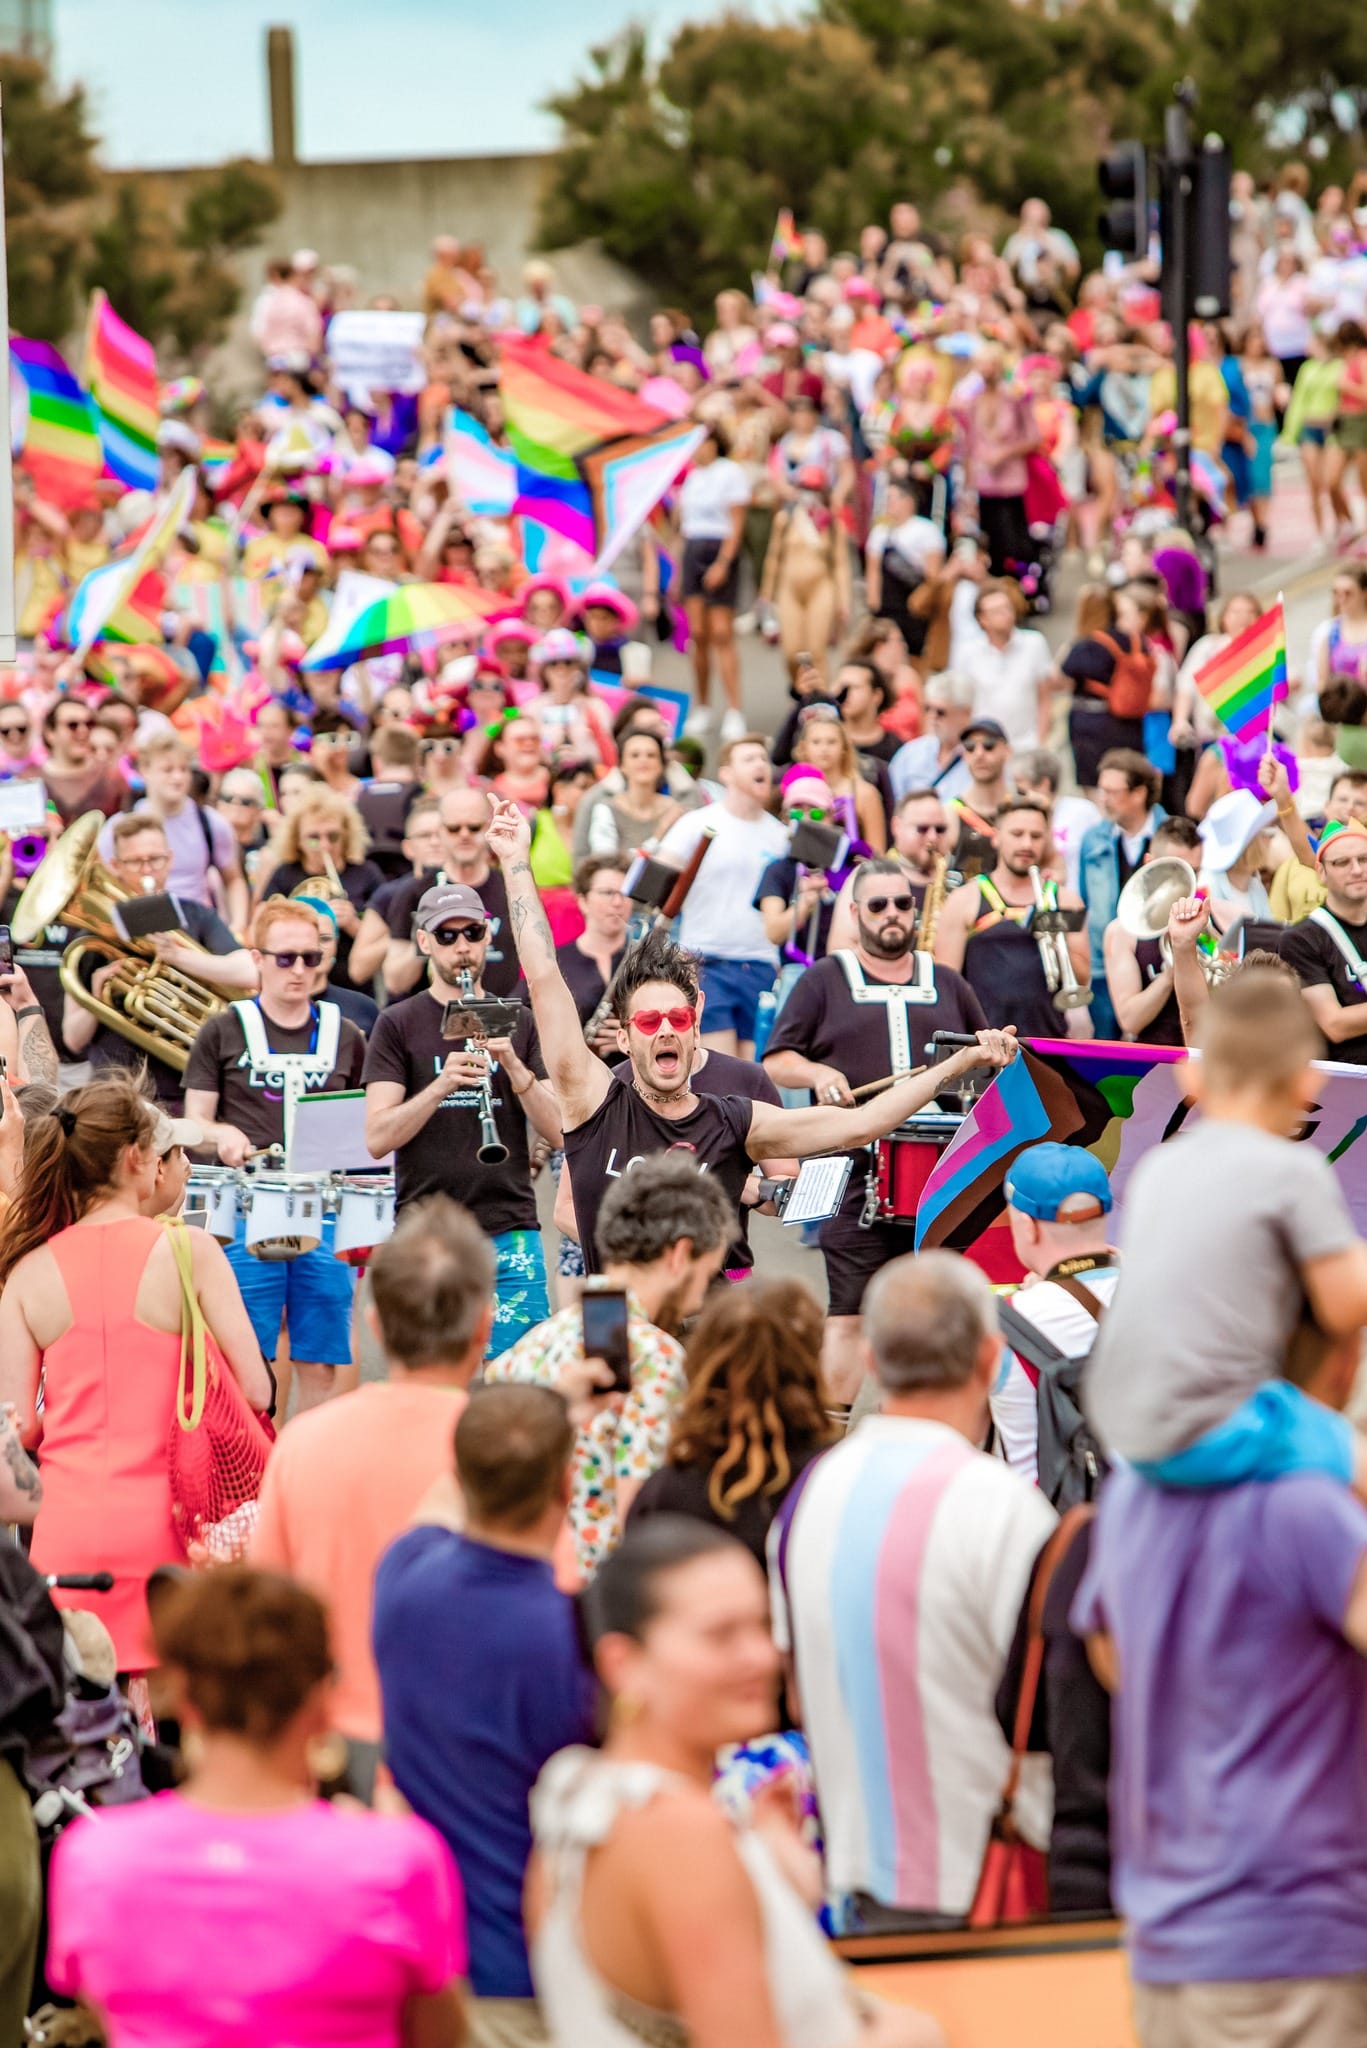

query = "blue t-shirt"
[[1072, 1469, 1367, 1984], [373, 1526, 598, 1998]]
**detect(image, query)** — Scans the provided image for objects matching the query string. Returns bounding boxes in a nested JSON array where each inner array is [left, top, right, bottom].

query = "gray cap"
[[149, 1107, 205, 1155], [415, 882, 489, 932]]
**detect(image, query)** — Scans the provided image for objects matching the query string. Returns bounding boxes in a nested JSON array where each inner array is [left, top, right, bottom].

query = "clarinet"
[[458, 969, 509, 1165]]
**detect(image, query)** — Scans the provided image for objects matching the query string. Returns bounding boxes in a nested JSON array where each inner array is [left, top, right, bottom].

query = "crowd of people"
[[3, 164, 1367, 2048]]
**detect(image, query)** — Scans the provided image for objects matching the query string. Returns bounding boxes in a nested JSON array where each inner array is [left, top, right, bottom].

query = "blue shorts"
[[489, 1229, 550, 1357], [699, 955, 774, 1040], [224, 1210, 356, 1367], [1135, 1380, 1355, 1489]]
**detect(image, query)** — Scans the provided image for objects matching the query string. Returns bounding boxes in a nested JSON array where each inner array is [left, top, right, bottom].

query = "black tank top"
[[963, 878, 1060, 1038], [563, 1076, 756, 1275], [1134, 936, 1185, 1047]]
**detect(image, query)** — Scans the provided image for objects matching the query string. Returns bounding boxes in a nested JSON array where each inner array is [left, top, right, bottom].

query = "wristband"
[[14, 1005, 42, 1021], [512, 1072, 535, 1096], [1276, 803, 1296, 820]]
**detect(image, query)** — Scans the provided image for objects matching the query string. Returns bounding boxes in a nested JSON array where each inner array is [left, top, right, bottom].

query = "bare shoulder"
[[607, 1782, 742, 1881]]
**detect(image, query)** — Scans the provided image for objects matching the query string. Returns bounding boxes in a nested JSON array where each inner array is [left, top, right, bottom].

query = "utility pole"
[[1165, 83, 1197, 536]]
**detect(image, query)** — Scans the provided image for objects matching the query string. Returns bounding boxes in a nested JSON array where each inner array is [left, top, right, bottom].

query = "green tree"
[[1186, 0, 1367, 181], [0, 55, 100, 340], [539, 0, 1190, 306]]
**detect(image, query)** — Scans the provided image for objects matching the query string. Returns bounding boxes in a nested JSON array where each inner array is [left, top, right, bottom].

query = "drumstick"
[[849, 1064, 927, 1102]]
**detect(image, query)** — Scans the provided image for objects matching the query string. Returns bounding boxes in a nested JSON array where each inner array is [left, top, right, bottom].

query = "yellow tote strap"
[[165, 1217, 209, 1433]]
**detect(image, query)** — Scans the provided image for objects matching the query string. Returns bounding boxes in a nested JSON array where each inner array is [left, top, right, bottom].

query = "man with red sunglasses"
[[364, 882, 562, 1356], [488, 796, 1017, 1282], [765, 856, 989, 1403]]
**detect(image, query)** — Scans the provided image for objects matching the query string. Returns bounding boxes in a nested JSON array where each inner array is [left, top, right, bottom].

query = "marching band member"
[[488, 796, 1017, 1292], [382, 787, 519, 999], [826, 786, 958, 950], [764, 857, 988, 1403], [1102, 816, 1203, 1047], [934, 798, 1093, 1039], [63, 814, 259, 1114], [363, 883, 561, 1353], [183, 898, 368, 1414], [947, 714, 1013, 877]]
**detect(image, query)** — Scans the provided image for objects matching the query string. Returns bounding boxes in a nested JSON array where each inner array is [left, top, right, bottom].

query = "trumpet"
[[458, 968, 509, 1165], [1028, 864, 1092, 1012]]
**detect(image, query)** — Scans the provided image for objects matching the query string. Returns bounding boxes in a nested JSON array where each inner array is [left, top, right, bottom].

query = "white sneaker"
[[683, 702, 714, 738], [734, 610, 757, 634], [720, 707, 748, 743]]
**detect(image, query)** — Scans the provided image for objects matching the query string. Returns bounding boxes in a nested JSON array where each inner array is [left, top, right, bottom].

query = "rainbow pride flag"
[[83, 289, 160, 490], [10, 337, 102, 509], [770, 207, 803, 266], [499, 340, 668, 476], [1191, 599, 1288, 742]]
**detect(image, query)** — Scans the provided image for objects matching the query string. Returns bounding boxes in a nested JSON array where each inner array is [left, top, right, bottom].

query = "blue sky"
[[53, 0, 744, 168]]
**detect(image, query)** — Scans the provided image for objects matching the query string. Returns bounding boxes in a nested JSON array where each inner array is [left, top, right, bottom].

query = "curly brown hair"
[[666, 1277, 832, 1518]]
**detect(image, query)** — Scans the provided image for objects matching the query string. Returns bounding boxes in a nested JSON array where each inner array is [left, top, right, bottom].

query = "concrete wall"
[[118, 152, 653, 403]]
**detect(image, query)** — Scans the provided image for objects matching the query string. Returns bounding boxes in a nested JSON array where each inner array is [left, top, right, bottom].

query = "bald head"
[[862, 1251, 998, 1395]]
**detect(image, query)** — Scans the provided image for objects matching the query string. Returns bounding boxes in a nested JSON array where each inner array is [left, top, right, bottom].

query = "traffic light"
[[1159, 141, 1232, 326], [1098, 142, 1149, 261]]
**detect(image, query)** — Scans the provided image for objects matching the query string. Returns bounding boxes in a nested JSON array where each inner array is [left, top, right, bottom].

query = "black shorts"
[[682, 537, 740, 608], [819, 1207, 920, 1317]]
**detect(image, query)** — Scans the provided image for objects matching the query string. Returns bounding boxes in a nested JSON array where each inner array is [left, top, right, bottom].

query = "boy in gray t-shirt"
[[1085, 969, 1367, 1488]]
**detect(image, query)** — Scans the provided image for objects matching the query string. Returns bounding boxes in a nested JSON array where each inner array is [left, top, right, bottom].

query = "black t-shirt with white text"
[[183, 1000, 368, 1149], [563, 1077, 756, 1276], [385, 868, 518, 996], [1282, 911, 1367, 1065], [361, 988, 544, 1233], [692, 1047, 782, 1272]]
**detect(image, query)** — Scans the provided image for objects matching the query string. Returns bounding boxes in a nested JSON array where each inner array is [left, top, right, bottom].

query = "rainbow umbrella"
[[300, 581, 501, 671]]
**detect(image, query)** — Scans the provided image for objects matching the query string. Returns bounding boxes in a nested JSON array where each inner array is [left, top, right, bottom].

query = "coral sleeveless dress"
[[28, 1218, 187, 1671]]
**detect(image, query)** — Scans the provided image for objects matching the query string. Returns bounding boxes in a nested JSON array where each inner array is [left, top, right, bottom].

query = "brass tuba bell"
[[12, 812, 224, 1072]]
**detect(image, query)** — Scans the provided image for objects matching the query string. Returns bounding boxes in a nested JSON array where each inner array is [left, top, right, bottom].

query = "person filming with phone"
[[363, 881, 563, 1355], [486, 1154, 735, 1584]]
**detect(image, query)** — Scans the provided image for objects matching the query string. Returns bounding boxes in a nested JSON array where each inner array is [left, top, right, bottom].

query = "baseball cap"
[[534, 627, 589, 666], [149, 1107, 205, 1156], [962, 716, 1009, 744], [415, 882, 488, 931], [1005, 1143, 1113, 1223]]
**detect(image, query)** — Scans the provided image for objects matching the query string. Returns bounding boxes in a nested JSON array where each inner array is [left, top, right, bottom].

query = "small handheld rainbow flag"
[[770, 208, 803, 267], [83, 289, 160, 491], [1191, 598, 1288, 743], [10, 337, 102, 508]]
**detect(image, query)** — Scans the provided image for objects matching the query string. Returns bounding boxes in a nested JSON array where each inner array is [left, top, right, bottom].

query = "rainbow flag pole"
[[1190, 596, 1288, 746], [1265, 590, 1285, 757]]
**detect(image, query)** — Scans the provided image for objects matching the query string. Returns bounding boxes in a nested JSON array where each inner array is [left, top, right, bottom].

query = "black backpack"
[[997, 1274, 1111, 1511]]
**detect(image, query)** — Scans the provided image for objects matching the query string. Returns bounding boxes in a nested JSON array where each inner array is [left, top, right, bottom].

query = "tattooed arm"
[[0, 1403, 41, 1525], [1, 967, 58, 1086], [486, 797, 612, 1129]]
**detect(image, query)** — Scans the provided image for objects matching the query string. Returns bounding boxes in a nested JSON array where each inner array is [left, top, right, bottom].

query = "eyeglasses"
[[1324, 855, 1367, 873], [268, 950, 323, 969], [785, 805, 830, 823], [586, 886, 628, 902], [312, 732, 352, 749], [962, 739, 1002, 755], [120, 851, 171, 871], [629, 1006, 697, 1035], [431, 923, 487, 945], [302, 830, 345, 846], [220, 792, 262, 808], [862, 893, 915, 914]]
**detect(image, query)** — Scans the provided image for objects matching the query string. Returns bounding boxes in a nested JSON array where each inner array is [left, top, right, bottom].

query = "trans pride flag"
[[913, 1050, 1085, 1250]]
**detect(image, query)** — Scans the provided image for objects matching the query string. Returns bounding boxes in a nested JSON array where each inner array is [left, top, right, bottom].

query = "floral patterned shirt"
[[485, 1290, 686, 1580]]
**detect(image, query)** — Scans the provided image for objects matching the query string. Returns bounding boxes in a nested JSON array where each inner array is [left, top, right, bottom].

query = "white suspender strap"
[[1310, 907, 1367, 989]]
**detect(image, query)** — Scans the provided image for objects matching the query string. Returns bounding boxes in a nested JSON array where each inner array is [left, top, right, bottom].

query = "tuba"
[[12, 812, 223, 1072], [1116, 856, 1232, 984]]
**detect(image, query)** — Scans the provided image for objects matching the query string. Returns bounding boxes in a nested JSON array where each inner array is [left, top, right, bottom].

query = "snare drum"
[[869, 1111, 962, 1223], [184, 1166, 239, 1242], [332, 1176, 396, 1267], [241, 1175, 326, 1261]]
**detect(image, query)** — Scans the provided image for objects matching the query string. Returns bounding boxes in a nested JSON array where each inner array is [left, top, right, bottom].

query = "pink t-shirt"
[[48, 1794, 466, 2047]]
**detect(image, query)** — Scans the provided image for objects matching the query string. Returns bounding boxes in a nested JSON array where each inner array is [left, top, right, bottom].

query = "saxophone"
[[914, 852, 948, 953]]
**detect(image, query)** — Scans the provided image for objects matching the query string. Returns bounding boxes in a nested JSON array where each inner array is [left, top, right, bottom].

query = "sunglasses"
[[786, 805, 830, 823], [962, 739, 1002, 755], [0, 724, 30, 739], [58, 718, 93, 733], [862, 893, 915, 914], [629, 1006, 697, 1035], [269, 950, 323, 969], [431, 922, 487, 945], [302, 831, 345, 845], [906, 821, 949, 835], [443, 819, 483, 833], [221, 792, 262, 807]]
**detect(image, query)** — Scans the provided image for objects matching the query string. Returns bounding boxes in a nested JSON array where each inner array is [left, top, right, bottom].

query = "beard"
[[857, 916, 914, 959]]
